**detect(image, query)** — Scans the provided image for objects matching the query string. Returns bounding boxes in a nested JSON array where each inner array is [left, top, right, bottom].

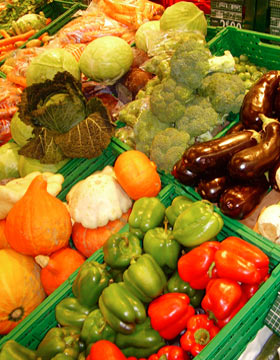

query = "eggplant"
[[172, 157, 199, 186], [240, 70, 280, 131], [197, 175, 229, 203], [226, 122, 244, 134], [228, 115, 280, 181], [183, 130, 260, 175], [219, 176, 269, 220]]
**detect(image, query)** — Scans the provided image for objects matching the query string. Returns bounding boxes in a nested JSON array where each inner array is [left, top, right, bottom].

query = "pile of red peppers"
[[86, 236, 269, 360]]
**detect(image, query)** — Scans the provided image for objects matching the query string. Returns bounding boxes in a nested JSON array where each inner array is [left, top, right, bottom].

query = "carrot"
[[0, 44, 15, 53], [0, 29, 35, 47], [6, 72, 27, 88], [45, 18, 52, 25], [38, 32, 48, 41], [0, 30, 10, 39], [0, 106, 18, 119]]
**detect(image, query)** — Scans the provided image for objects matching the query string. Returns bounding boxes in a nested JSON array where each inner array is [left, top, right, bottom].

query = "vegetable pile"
[[173, 70, 280, 221], [0, 180, 271, 359]]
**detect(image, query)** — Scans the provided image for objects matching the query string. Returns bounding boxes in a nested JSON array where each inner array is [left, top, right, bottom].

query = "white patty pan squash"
[[66, 166, 132, 229]]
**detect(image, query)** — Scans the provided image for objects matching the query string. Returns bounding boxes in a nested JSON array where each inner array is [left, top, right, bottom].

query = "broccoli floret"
[[150, 77, 194, 124], [134, 108, 169, 156], [176, 96, 221, 140], [136, 77, 161, 99], [170, 39, 235, 90], [150, 128, 191, 173], [198, 72, 246, 114], [118, 98, 148, 127]]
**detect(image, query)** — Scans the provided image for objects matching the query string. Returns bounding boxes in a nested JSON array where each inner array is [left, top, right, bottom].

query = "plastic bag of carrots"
[[49, 0, 164, 47]]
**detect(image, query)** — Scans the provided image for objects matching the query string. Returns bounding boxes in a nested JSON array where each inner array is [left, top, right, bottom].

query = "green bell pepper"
[[77, 352, 86, 360], [51, 355, 75, 360], [99, 282, 146, 335], [128, 197, 166, 240], [115, 318, 165, 358], [36, 327, 84, 360], [166, 271, 205, 308], [143, 225, 181, 274], [173, 200, 223, 247], [80, 308, 116, 346], [103, 232, 142, 270], [0, 340, 36, 360], [72, 261, 112, 308], [109, 268, 124, 283], [165, 196, 193, 226], [123, 254, 167, 303], [55, 297, 94, 330]]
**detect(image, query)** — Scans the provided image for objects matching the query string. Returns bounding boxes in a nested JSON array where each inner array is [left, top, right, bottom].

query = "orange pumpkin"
[[114, 150, 161, 200], [72, 209, 131, 258], [5, 175, 72, 256], [0, 219, 9, 249], [36, 247, 85, 295], [0, 248, 46, 334]]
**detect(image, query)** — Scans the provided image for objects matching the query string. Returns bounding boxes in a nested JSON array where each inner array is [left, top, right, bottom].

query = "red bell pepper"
[[215, 237, 269, 284], [201, 278, 243, 322], [180, 314, 220, 357], [177, 241, 220, 289], [148, 345, 190, 360], [88, 340, 126, 360], [148, 292, 195, 340], [215, 291, 248, 328]]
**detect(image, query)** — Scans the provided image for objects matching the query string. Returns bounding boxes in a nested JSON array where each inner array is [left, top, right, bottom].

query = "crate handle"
[[255, 32, 280, 51]]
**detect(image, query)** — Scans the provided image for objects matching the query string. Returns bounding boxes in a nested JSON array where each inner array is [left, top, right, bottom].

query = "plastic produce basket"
[[0, 181, 280, 360]]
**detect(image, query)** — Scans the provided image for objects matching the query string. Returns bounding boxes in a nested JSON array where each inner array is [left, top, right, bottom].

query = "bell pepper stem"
[[164, 219, 168, 233], [194, 328, 211, 346], [159, 355, 168, 360], [207, 262, 216, 278]]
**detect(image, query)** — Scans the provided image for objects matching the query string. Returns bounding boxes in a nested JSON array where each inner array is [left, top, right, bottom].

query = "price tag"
[[220, 19, 243, 27]]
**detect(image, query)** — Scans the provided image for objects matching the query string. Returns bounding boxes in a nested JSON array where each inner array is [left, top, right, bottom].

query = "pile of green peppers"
[[0, 195, 223, 360]]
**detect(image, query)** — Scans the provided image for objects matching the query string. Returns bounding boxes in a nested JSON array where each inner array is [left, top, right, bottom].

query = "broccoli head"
[[136, 76, 161, 99], [118, 98, 149, 127], [175, 96, 221, 140], [170, 39, 235, 90], [150, 77, 194, 124], [198, 72, 246, 115], [150, 128, 191, 173], [134, 108, 169, 156]]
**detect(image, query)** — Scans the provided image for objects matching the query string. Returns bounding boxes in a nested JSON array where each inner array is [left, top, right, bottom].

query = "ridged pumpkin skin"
[[0, 248, 46, 334], [0, 219, 9, 249], [72, 209, 131, 258], [114, 150, 161, 200], [5, 175, 72, 256], [37, 247, 85, 295]]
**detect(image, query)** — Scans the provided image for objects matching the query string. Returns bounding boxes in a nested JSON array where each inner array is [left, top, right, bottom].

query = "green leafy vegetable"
[[18, 71, 115, 163]]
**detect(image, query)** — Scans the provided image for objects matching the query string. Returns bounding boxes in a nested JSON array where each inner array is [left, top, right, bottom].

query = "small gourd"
[[72, 209, 131, 258], [114, 150, 161, 200], [5, 175, 72, 256], [0, 248, 46, 334], [36, 247, 85, 295]]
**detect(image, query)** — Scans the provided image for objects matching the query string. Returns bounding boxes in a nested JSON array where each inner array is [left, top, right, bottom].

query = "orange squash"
[[0, 219, 9, 249], [114, 150, 161, 200], [5, 175, 72, 256], [72, 209, 131, 258], [0, 248, 46, 334], [36, 247, 85, 295]]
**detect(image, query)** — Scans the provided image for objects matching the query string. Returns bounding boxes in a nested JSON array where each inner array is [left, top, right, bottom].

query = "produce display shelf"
[[0, 180, 279, 360]]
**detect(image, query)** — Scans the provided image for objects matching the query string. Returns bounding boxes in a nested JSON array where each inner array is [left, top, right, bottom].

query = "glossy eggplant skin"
[[240, 70, 280, 131], [219, 176, 269, 219], [183, 130, 258, 174], [172, 157, 199, 186], [226, 122, 244, 134], [228, 119, 280, 181], [197, 175, 229, 203]]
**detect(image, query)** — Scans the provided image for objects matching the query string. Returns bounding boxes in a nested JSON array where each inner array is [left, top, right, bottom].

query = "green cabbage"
[[26, 48, 81, 86], [160, 2, 207, 36], [135, 21, 161, 52], [18, 155, 69, 178], [10, 112, 34, 147], [79, 36, 134, 84], [0, 142, 20, 180]]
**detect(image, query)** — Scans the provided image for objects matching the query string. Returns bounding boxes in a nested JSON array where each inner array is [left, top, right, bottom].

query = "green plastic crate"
[[0, 181, 280, 360], [206, 25, 223, 42], [208, 26, 280, 69]]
